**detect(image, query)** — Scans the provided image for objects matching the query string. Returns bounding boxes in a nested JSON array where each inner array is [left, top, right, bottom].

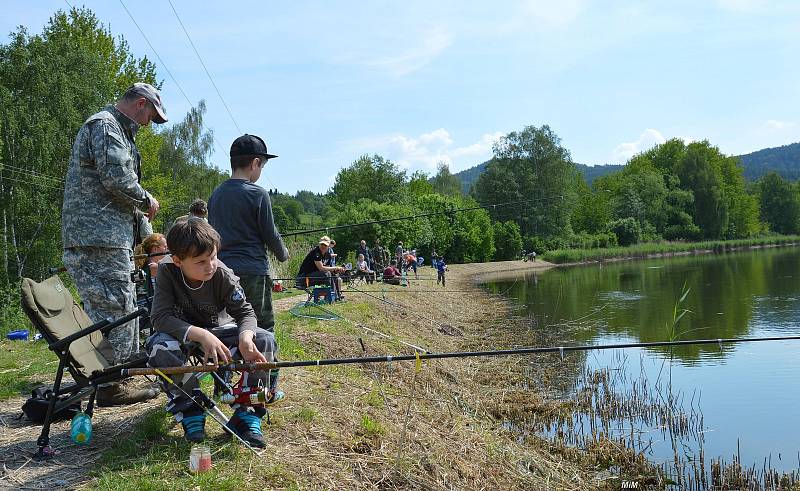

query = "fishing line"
[[315, 301, 429, 353], [1, 164, 64, 183], [345, 282, 452, 334], [0, 174, 63, 191], [118, 0, 227, 155]]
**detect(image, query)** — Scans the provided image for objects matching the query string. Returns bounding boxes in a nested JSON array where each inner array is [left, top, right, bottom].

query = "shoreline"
[[543, 239, 800, 267]]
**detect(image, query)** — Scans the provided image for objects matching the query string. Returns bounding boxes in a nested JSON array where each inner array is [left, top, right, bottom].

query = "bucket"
[[6, 330, 29, 341]]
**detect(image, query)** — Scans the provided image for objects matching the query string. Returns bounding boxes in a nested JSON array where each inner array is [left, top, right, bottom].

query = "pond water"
[[484, 247, 800, 477]]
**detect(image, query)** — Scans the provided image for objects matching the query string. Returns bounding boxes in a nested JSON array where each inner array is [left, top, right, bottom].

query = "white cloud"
[[612, 129, 667, 163], [344, 129, 503, 173], [368, 26, 453, 77], [766, 119, 796, 130], [331, 25, 453, 77]]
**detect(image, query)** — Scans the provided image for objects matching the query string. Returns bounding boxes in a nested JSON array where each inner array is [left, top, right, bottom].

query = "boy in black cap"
[[208, 134, 288, 402]]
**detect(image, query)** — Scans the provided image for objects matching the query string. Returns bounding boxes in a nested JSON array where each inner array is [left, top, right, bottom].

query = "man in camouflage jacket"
[[62, 83, 166, 406]]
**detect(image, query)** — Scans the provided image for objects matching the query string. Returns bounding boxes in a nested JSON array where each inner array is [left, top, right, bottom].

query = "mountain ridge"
[[454, 142, 800, 192]]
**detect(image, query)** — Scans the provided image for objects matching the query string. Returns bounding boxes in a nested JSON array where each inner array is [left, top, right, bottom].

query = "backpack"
[[21, 386, 81, 424]]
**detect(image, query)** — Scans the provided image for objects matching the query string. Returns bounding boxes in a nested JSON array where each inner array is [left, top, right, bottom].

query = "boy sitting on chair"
[[147, 218, 281, 447]]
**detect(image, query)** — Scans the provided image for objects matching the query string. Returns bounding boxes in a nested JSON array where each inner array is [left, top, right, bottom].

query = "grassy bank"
[[542, 235, 800, 264]]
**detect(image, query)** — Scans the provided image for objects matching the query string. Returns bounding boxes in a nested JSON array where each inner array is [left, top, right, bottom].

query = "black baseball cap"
[[230, 134, 278, 159]]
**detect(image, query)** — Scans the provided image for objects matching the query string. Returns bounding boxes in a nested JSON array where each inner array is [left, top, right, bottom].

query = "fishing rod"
[[281, 195, 564, 237], [271, 276, 442, 283], [132, 250, 170, 260], [346, 289, 479, 293], [122, 334, 800, 376]]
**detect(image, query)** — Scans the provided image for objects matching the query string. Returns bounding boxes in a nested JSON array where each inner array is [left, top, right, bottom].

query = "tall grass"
[[269, 236, 317, 282], [542, 235, 800, 264]]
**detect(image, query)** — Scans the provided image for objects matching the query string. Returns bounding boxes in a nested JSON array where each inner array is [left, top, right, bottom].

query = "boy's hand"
[[188, 327, 232, 365], [238, 330, 267, 363]]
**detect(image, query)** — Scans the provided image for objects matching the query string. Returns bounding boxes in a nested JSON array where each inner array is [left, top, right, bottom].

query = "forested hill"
[[455, 161, 623, 192], [455, 142, 800, 191], [738, 142, 800, 181], [454, 160, 490, 193]]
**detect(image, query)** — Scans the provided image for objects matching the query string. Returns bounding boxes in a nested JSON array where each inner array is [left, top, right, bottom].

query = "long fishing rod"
[[271, 276, 442, 283], [281, 195, 564, 237], [346, 289, 480, 293], [122, 335, 800, 377]]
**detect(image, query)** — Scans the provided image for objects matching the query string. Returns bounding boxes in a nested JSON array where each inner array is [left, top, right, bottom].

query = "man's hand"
[[188, 327, 231, 365], [238, 330, 267, 363], [147, 195, 160, 221]]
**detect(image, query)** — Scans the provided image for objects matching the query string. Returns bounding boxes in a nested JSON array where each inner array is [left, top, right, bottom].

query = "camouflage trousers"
[[63, 246, 138, 364], [146, 326, 279, 421]]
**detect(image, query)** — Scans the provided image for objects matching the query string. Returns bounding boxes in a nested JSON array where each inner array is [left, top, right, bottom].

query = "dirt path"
[[0, 259, 607, 490]]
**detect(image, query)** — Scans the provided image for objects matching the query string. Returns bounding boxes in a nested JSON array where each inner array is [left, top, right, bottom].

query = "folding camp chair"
[[19, 274, 149, 458]]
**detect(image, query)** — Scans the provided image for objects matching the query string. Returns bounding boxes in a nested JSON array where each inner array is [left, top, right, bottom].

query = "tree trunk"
[[1, 178, 7, 285]]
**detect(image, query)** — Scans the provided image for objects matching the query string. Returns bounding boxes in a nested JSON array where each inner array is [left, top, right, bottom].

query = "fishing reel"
[[218, 374, 271, 407]]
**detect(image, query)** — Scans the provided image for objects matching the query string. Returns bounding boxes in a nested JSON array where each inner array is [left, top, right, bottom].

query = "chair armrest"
[[50, 307, 148, 352]]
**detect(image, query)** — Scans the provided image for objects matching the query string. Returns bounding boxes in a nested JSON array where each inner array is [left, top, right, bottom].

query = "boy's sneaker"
[[265, 390, 285, 406], [225, 409, 265, 448], [181, 412, 206, 442]]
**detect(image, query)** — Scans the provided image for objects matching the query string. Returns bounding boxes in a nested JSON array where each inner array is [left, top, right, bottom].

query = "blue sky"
[[3, 1, 800, 193]]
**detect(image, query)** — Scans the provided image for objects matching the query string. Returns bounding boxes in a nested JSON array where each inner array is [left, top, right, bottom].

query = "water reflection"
[[485, 247, 800, 476], [484, 249, 800, 364]]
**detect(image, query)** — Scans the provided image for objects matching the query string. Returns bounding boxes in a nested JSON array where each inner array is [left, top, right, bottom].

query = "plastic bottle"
[[70, 411, 92, 444]]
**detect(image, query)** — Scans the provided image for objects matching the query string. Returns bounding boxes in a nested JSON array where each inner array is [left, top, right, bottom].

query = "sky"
[[3, 0, 800, 193]]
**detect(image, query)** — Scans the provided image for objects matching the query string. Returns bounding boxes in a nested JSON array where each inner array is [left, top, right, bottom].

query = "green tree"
[[757, 172, 800, 234], [294, 190, 327, 215], [325, 193, 494, 265], [272, 206, 290, 231], [676, 143, 728, 239], [601, 138, 757, 241], [407, 170, 434, 197], [147, 100, 228, 230], [0, 7, 157, 283], [609, 217, 641, 246], [430, 162, 463, 196], [493, 221, 523, 260], [474, 125, 577, 240], [331, 154, 407, 204], [572, 177, 611, 234], [271, 193, 304, 228]]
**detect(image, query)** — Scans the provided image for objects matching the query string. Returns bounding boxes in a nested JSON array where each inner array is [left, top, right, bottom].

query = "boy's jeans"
[[146, 326, 278, 421]]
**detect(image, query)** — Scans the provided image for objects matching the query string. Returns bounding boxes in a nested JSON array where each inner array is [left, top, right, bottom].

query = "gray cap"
[[127, 82, 168, 124]]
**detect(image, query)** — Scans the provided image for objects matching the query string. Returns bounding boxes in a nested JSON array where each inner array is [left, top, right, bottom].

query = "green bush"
[[663, 223, 702, 241], [609, 218, 642, 246], [493, 221, 523, 260]]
